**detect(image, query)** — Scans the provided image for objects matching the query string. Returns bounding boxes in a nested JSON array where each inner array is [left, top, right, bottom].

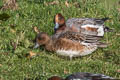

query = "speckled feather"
[[65, 72, 116, 80], [48, 72, 117, 80], [56, 31, 103, 43], [66, 18, 109, 27]]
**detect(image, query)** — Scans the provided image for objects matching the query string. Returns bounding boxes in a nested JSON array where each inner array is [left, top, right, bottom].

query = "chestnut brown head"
[[34, 32, 50, 48], [54, 13, 65, 31]]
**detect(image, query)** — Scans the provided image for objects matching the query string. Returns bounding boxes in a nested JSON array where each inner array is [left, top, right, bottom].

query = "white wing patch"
[[81, 24, 104, 36], [97, 27, 104, 36], [81, 24, 102, 28]]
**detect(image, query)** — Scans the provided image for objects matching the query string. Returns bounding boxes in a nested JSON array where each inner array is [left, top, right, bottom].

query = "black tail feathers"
[[95, 17, 110, 24], [104, 26, 114, 32], [101, 17, 110, 22]]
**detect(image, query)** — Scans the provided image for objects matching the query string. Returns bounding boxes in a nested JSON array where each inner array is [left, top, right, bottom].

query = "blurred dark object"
[[48, 72, 118, 80], [0, 13, 10, 21]]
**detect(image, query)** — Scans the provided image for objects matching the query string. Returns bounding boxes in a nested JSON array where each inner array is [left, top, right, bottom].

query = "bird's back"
[[65, 18, 109, 36]]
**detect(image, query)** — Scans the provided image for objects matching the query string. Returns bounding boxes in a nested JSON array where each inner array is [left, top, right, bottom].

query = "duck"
[[34, 31, 107, 60], [54, 13, 113, 36], [48, 72, 116, 80]]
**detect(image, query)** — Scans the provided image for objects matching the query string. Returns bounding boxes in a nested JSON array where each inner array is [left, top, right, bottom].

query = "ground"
[[0, 0, 120, 80]]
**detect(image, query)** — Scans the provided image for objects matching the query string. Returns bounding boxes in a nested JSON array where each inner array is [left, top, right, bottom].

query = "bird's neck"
[[59, 23, 66, 30], [45, 38, 55, 51]]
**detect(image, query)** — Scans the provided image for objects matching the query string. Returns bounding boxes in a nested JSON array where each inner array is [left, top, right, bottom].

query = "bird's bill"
[[54, 23, 59, 30], [33, 43, 40, 49]]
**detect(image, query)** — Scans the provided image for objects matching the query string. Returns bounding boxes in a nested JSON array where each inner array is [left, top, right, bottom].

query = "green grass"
[[0, 0, 120, 80]]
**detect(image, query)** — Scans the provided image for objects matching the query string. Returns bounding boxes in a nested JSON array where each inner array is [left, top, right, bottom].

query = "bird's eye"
[[58, 17, 62, 20], [38, 36, 43, 40]]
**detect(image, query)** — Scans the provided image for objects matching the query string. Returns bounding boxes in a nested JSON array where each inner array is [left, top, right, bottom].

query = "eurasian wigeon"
[[34, 31, 107, 59], [48, 72, 116, 80], [54, 13, 113, 36]]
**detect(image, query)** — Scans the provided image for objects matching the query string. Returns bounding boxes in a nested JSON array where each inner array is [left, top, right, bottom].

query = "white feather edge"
[[81, 24, 104, 36]]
